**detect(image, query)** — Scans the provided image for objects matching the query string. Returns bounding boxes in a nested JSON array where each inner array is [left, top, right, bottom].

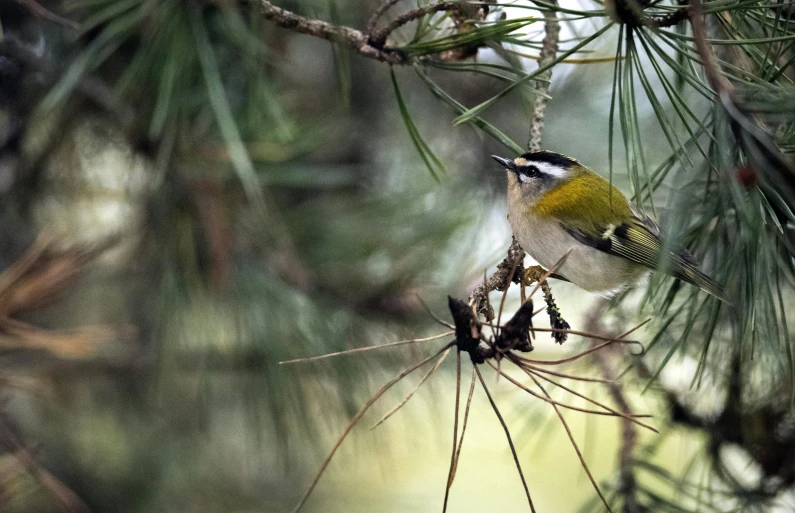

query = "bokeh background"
[[1, 1, 794, 512]]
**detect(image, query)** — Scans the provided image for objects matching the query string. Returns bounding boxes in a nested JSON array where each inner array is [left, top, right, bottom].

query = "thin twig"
[[467, 0, 561, 326], [370, 347, 452, 429], [261, 0, 408, 64], [291, 343, 454, 513], [369, 2, 469, 47], [279, 331, 453, 364], [508, 50, 621, 64], [482, 271, 498, 341], [475, 365, 536, 513], [496, 254, 522, 331], [366, 0, 408, 34], [527, 0, 560, 152], [652, 6, 690, 28], [468, 237, 525, 319]]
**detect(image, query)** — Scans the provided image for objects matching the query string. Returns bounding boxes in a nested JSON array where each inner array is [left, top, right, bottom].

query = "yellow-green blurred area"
[[1, 1, 793, 512]]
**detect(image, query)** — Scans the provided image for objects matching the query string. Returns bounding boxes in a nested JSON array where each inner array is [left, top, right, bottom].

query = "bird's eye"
[[518, 165, 539, 183]]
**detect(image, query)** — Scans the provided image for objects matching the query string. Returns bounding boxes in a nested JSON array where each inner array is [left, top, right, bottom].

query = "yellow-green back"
[[531, 169, 631, 233]]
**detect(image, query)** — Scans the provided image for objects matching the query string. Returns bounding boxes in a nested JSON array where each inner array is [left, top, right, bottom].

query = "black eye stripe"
[[519, 165, 540, 178]]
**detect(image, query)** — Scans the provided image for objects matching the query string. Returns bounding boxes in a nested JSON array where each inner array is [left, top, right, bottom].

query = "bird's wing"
[[560, 207, 729, 302]]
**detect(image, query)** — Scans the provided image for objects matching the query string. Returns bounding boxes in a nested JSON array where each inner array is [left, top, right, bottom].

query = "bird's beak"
[[491, 155, 514, 171]]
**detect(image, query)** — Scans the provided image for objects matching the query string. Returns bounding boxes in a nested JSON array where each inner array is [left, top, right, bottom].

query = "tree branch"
[[586, 302, 638, 509], [527, 1, 560, 152], [689, 0, 733, 94], [366, 0, 408, 35], [368, 2, 470, 47], [651, 6, 690, 28], [468, 237, 524, 320], [261, 0, 408, 64]]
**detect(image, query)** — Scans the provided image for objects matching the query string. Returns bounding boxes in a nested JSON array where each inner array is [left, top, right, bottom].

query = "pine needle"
[[451, 366, 477, 483], [475, 365, 536, 513], [442, 350, 462, 513], [370, 347, 452, 429], [528, 373, 613, 513], [279, 331, 453, 364], [291, 342, 454, 513]]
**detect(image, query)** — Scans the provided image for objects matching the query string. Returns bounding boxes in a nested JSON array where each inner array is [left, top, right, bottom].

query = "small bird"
[[491, 150, 729, 302]]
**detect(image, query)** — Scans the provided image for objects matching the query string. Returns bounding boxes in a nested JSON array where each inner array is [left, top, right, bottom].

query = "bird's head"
[[491, 150, 584, 203]]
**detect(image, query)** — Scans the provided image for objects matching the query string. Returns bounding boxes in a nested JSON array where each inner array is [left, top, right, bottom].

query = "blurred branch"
[[12, 0, 78, 30], [261, 0, 409, 64], [689, 0, 732, 94], [187, 179, 232, 288], [0, 232, 124, 360], [0, 233, 91, 318], [587, 302, 638, 509], [0, 318, 117, 359], [366, 0, 407, 34], [0, 417, 88, 512], [0, 232, 120, 315], [0, 37, 136, 134]]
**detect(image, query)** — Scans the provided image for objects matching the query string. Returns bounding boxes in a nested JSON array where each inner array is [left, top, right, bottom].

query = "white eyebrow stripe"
[[528, 161, 569, 178]]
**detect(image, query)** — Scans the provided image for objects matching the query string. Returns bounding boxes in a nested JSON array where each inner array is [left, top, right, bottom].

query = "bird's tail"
[[675, 265, 731, 304]]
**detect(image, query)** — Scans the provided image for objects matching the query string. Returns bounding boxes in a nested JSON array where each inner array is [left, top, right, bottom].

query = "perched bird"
[[491, 150, 729, 302]]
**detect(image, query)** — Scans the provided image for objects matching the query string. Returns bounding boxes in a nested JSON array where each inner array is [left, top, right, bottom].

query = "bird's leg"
[[522, 265, 547, 287]]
